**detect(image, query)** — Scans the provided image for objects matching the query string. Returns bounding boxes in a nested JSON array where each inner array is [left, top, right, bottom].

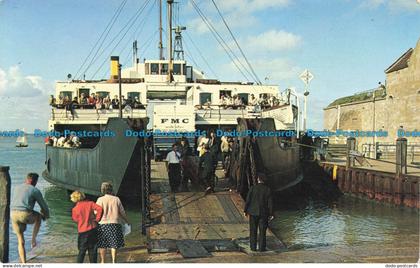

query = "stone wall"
[[323, 38, 420, 153]]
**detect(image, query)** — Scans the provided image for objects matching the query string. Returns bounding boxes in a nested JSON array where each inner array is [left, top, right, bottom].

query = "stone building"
[[323, 38, 420, 156]]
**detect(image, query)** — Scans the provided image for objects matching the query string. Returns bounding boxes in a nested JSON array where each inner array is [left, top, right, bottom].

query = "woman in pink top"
[[96, 182, 130, 263]]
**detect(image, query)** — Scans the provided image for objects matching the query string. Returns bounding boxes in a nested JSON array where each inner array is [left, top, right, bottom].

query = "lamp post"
[[118, 64, 122, 118], [303, 89, 309, 131], [299, 69, 314, 132]]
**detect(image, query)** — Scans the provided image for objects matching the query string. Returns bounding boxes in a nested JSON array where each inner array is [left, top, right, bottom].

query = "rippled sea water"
[[0, 136, 142, 261]]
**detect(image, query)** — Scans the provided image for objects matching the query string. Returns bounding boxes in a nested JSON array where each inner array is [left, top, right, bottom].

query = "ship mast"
[[167, 0, 174, 82], [158, 0, 164, 60]]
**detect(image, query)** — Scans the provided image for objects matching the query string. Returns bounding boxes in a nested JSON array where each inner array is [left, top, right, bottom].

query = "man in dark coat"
[[198, 144, 214, 194], [244, 173, 274, 252], [179, 137, 192, 191]]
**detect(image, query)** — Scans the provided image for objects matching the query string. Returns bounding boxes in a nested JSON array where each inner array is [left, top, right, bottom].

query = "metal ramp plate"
[[235, 238, 282, 256], [176, 240, 211, 258]]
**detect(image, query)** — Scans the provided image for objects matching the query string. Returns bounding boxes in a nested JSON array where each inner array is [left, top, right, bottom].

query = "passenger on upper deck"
[[80, 93, 88, 105], [111, 95, 119, 109], [49, 95, 56, 106], [57, 94, 64, 106], [88, 93, 96, 105], [204, 98, 211, 108], [259, 95, 270, 109], [64, 96, 77, 120], [95, 97, 103, 110], [269, 96, 279, 107], [249, 94, 258, 106], [103, 95, 111, 109], [125, 97, 133, 107], [233, 95, 243, 107], [133, 96, 143, 109], [220, 94, 227, 107]]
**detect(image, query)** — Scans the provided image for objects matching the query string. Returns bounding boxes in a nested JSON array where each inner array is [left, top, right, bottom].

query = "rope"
[[185, 31, 218, 78], [118, 0, 157, 66], [90, 0, 152, 79], [210, 0, 261, 84], [189, 0, 254, 83], [74, 0, 128, 79]]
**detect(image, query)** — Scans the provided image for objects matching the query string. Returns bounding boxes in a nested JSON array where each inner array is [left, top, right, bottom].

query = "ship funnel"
[[110, 56, 119, 80]]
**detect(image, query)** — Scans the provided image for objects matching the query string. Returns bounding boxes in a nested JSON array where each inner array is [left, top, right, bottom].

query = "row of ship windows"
[[144, 63, 187, 75]]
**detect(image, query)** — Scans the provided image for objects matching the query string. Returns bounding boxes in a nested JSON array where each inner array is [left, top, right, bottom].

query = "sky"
[[0, 0, 419, 132]]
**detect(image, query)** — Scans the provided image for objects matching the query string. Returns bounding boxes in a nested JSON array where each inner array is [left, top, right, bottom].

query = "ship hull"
[[42, 118, 150, 201], [228, 118, 303, 198]]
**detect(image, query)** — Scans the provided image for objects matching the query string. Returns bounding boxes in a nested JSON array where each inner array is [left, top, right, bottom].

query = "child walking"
[[71, 190, 103, 263]]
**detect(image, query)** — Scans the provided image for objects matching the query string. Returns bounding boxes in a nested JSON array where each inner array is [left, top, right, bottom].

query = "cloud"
[[187, 0, 292, 33], [360, 0, 386, 8], [360, 0, 420, 12], [242, 30, 302, 54], [214, 0, 291, 14], [251, 58, 301, 82], [186, 17, 214, 35], [0, 66, 53, 97], [186, 8, 258, 34], [388, 0, 420, 11], [0, 94, 51, 131], [0, 66, 53, 131]]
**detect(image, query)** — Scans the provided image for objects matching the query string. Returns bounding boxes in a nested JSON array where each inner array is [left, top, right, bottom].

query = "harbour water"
[[0, 136, 418, 262]]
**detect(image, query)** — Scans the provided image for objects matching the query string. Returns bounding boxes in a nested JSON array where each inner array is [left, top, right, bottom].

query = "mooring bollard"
[[346, 137, 356, 169], [0, 166, 11, 263], [396, 138, 407, 177]]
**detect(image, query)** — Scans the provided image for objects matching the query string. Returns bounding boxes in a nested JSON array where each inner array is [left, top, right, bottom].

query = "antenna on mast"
[[173, 26, 186, 61], [167, 0, 174, 82]]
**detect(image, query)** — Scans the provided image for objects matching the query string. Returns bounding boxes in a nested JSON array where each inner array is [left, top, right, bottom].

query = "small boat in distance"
[[16, 129, 28, 147]]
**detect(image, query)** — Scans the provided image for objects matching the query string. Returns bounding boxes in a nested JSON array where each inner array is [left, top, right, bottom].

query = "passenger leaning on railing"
[[88, 93, 96, 106], [80, 93, 88, 105], [249, 94, 258, 106], [121, 95, 126, 106], [95, 97, 103, 110], [49, 95, 56, 106], [103, 95, 111, 109], [111, 95, 119, 109], [58, 95, 64, 106], [133, 96, 144, 109]]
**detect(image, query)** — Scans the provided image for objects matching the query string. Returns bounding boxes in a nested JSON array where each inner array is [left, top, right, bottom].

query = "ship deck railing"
[[194, 104, 293, 125], [50, 107, 147, 124]]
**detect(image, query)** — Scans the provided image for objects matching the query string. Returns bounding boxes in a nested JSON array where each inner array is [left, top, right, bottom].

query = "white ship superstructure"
[[47, 0, 300, 156], [50, 56, 298, 129]]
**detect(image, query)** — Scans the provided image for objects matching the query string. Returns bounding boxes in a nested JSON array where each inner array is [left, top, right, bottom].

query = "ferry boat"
[[42, 0, 303, 199]]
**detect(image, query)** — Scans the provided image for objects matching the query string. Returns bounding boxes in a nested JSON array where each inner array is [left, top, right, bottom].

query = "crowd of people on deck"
[[197, 93, 284, 110], [50, 93, 145, 112], [50, 91, 287, 115]]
